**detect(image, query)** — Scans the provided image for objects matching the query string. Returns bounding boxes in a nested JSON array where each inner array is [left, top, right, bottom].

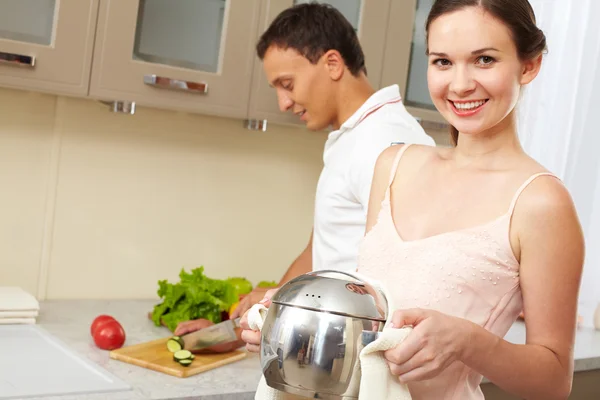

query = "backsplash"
[[0, 87, 448, 300], [0, 88, 326, 299]]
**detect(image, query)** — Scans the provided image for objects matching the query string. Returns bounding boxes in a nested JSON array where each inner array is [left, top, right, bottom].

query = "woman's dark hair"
[[425, 0, 547, 146], [256, 3, 367, 76]]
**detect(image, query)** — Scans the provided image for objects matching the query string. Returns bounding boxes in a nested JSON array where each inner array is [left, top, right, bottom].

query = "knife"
[[180, 318, 242, 351]]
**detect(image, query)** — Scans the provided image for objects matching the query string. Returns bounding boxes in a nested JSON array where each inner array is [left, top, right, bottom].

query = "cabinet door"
[[380, 0, 447, 125], [89, 0, 262, 119], [0, 0, 99, 96], [246, 0, 391, 129]]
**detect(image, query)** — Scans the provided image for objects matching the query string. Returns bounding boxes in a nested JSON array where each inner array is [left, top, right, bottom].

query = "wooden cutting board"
[[109, 337, 247, 378]]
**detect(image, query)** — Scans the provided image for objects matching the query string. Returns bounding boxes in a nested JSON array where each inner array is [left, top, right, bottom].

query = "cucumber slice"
[[179, 359, 193, 367], [173, 349, 193, 361], [166, 337, 184, 353]]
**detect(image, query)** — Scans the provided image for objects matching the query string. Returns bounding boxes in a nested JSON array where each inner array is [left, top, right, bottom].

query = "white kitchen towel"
[[0, 310, 38, 318], [0, 287, 40, 311], [0, 318, 36, 324], [250, 274, 413, 400]]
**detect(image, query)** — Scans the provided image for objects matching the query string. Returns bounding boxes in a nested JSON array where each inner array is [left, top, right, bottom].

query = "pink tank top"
[[357, 144, 558, 399]]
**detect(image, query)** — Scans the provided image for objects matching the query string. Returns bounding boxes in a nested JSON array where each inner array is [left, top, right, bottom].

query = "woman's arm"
[[461, 177, 585, 399]]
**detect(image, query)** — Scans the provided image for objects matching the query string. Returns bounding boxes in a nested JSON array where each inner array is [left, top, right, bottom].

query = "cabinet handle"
[[0, 51, 35, 67], [143, 75, 208, 94], [244, 119, 267, 131]]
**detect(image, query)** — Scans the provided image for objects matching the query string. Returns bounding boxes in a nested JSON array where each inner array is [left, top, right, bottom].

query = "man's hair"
[[256, 3, 367, 76]]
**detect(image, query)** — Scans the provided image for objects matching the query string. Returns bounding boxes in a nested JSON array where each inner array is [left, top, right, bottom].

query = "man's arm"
[[229, 230, 313, 319], [278, 230, 313, 285], [237, 232, 313, 353], [175, 230, 314, 344]]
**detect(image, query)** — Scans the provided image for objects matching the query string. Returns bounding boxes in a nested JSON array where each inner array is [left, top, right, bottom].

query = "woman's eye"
[[433, 58, 451, 67], [477, 56, 495, 65], [281, 82, 293, 90]]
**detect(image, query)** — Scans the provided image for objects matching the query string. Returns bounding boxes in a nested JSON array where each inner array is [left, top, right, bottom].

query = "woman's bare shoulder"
[[373, 143, 439, 177], [512, 157, 577, 224]]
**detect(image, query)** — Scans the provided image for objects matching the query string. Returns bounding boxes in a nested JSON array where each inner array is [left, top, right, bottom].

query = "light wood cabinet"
[[88, 0, 262, 119], [0, 0, 446, 128], [246, 0, 393, 129], [0, 0, 98, 96]]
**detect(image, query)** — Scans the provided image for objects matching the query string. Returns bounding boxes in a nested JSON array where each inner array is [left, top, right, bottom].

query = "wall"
[[0, 87, 326, 300]]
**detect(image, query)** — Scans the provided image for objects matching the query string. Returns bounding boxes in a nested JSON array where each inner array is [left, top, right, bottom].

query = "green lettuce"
[[257, 280, 278, 288], [225, 277, 253, 297], [151, 266, 239, 331]]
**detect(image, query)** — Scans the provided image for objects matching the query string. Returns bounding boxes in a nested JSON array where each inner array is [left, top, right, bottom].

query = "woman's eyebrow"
[[427, 47, 500, 57], [472, 47, 500, 55], [427, 51, 448, 57]]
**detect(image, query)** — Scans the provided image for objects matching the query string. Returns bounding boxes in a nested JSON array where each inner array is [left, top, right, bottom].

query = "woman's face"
[[426, 7, 540, 138]]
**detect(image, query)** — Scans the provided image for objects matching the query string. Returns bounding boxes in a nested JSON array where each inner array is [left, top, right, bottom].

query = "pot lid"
[[271, 270, 388, 321]]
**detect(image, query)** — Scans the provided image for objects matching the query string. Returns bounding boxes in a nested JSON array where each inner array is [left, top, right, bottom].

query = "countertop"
[[36, 299, 261, 400], [31, 299, 600, 399]]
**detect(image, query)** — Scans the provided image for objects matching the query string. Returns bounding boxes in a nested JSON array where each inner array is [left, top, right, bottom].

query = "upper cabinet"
[[0, 0, 446, 130], [381, 0, 446, 125], [88, 0, 262, 119], [247, 0, 393, 128], [0, 0, 98, 96]]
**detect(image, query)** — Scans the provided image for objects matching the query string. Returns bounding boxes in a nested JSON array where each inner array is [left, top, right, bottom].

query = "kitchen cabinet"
[[0, 0, 98, 96], [380, 0, 446, 124], [89, 0, 262, 119], [246, 0, 393, 129], [0, 0, 447, 129]]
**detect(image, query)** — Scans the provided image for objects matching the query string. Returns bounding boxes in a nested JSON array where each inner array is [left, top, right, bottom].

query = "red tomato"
[[93, 320, 126, 350], [90, 315, 115, 336], [221, 311, 230, 321]]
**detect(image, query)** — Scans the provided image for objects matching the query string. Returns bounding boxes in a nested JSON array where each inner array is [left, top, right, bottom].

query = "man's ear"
[[322, 50, 345, 81], [520, 53, 543, 85]]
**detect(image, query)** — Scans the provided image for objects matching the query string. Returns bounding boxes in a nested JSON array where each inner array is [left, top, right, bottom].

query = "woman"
[[358, 0, 584, 399]]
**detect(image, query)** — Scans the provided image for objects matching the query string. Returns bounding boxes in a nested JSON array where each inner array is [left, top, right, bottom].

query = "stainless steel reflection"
[[260, 270, 388, 399]]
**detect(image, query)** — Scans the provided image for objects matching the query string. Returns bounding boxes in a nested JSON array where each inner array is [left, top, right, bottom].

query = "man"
[[174, 3, 434, 342]]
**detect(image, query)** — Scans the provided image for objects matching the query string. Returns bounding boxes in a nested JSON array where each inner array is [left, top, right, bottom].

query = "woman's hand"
[[384, 308, 473, 382]]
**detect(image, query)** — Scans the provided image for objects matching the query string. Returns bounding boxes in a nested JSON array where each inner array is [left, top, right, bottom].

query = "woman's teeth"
[[453, 100, 487, 110]]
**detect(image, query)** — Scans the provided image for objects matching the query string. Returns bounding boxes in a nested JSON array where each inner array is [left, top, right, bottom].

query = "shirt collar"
[[338, 84, 402, 131]]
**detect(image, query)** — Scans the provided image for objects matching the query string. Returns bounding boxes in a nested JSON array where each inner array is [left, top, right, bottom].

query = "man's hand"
[[239, 288, 278, 353], [230, 287, 274, 320], [174, 319, 214, 336], [173, 318, 244, 354]]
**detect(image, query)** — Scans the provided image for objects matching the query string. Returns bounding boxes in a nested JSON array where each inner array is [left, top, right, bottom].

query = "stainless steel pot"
[[260, 270, 388, 399]]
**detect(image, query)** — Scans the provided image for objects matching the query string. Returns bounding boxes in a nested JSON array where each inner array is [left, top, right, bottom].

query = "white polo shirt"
[[312, 84, 435, 272]]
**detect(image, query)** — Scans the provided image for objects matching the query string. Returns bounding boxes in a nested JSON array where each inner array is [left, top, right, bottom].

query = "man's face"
[[262, 46, 337, 131]]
